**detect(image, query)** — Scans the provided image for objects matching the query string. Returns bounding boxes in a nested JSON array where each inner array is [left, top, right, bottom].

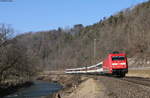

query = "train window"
[[112, 56, 125, 60], [98, 64, 102, 68]]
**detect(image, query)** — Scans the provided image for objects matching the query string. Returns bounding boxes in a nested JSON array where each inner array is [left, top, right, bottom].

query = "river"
[[4, 81, 63, 98]]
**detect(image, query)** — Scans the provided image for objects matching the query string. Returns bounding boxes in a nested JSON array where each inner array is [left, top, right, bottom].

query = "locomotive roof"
[[109, 53, 126, 56]]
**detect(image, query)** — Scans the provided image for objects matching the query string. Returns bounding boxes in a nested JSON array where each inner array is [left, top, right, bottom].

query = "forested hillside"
[[11, 1, 150, 70]]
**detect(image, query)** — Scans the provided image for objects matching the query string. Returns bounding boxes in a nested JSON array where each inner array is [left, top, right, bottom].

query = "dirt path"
[[61, 77, 108, 98]]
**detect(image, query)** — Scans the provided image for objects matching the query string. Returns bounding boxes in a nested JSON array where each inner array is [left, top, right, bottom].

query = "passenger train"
[[65, 52, 128, 77]]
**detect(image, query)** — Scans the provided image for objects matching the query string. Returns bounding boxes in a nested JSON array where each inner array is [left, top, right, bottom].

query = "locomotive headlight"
[[112, 63, 118, 65], [120, 63, 126, 65]]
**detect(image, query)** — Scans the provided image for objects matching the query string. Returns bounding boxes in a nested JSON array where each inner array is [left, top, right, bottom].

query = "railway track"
[[85, 74, 150, 87], [121, 76, 150, 87], [97, 75, 150, 88]]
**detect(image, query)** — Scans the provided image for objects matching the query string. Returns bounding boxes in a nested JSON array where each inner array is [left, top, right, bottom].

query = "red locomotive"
[[65, 52, 128, 77], [103, 52, 128, 77]]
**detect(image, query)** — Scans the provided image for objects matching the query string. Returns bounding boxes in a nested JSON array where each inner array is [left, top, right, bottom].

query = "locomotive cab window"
[[112, 56, 125, 61]]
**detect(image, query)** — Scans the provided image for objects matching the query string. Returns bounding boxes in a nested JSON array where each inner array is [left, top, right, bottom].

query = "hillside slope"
[[16, 1, 150, 70]]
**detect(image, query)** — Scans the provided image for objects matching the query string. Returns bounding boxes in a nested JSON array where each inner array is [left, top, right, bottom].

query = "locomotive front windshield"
[[112, 56, 125, 61]]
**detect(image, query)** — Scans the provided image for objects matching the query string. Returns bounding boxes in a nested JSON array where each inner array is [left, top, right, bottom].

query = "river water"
[[4, 81, 63, 98]]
